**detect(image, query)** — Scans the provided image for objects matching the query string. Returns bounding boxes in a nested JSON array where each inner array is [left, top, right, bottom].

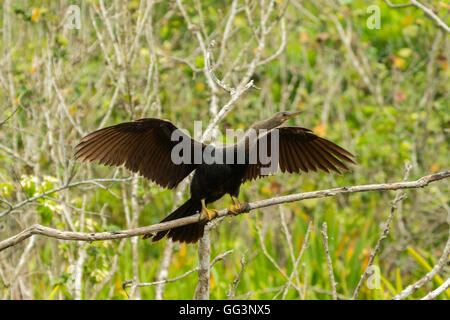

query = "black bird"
[[74, 112, 355, 243]]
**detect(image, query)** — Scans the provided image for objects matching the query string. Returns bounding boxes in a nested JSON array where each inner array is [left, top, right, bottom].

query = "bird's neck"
[[249, 118, 272, 130], [233, 119, 276, 154]]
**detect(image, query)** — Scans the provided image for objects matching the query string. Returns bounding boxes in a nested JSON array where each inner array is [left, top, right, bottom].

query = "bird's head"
[[250, 111, 303, 130], [270, 111, 302, 127]]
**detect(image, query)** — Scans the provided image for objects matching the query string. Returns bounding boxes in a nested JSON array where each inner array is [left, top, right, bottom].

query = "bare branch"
[[206, 41, 236, 94], [0, 143, 35, 167], [421, 278, 450, 300], [0, 177, 136, 218], [1, 171, 448, 252], [122, 250, 233, 288], [201, 79, 256, 141], [256, 17, 287, 67], [392, 234, 450, 300], [352, 164, 412, 299], [353, 193, 407, 299], [383, 0, 414, 8], [257, 225, 296, 288], [154, 240, 174, 300], [321, 222, 337, 300], [194, 228, 211, 300], [227, 253, 246, 299], [282, 221, 313, 300], [0, 103, 21, 128], [383, 0, 450, 33], [73, 246, 87, 300]]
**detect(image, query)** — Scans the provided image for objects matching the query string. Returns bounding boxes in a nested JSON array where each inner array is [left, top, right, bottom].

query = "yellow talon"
[[200, 199, 218, 220], [228, 196, 249, 215]]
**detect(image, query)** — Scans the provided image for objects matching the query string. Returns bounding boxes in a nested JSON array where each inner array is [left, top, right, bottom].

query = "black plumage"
[[74, 112, 355, 243]]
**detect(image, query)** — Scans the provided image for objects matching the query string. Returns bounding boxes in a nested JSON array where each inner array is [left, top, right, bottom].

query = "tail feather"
[[146, 198, 204, 243]]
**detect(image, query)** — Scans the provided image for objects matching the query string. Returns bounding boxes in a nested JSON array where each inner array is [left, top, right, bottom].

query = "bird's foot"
[[200, 207, 219, 221], [228, 197, 249, 215], [200, 199, 218, 221]]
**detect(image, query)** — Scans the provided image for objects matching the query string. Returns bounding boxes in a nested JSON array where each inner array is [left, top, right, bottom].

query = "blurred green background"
[[0, 0, 448, 300]]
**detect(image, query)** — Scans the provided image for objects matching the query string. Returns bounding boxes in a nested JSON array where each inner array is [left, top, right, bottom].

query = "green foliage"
[[0, 0, 448, 300]]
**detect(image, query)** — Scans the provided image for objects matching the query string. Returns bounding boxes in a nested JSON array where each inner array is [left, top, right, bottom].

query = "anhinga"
[[74, 112, 355, 243]]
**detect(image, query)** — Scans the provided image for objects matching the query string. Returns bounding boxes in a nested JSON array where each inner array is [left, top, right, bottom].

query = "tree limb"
[[0, 170, 448, 252]]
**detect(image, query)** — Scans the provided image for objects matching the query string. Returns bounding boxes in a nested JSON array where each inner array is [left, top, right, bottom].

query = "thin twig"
[[392, 234, 450, 300], [352, 164, 412, 299], [352, 193, 407, 299], [122, 249, 233, 288], [0, 177, 136, 218], [206, 41, 236, 94], [282, 221, 313, 300], [321, 222, 337, 300], [383, 0, 450, 32], [227, 253, 246, 299]]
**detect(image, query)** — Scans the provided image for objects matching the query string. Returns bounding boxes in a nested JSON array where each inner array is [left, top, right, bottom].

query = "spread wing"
[[242, 127, 356, 183], [74, 118, 206, 189]]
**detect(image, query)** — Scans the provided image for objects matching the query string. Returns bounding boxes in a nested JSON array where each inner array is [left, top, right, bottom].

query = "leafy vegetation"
[[0, 0, 448, 300]]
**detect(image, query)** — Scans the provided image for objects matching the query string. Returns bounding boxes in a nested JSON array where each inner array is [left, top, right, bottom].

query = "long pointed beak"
[[285, 111, 302, 120]]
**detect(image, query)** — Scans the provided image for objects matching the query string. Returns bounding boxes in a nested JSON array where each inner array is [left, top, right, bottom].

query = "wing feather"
[[75, 118, 205, 189], [241, 127, 355, 183]]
